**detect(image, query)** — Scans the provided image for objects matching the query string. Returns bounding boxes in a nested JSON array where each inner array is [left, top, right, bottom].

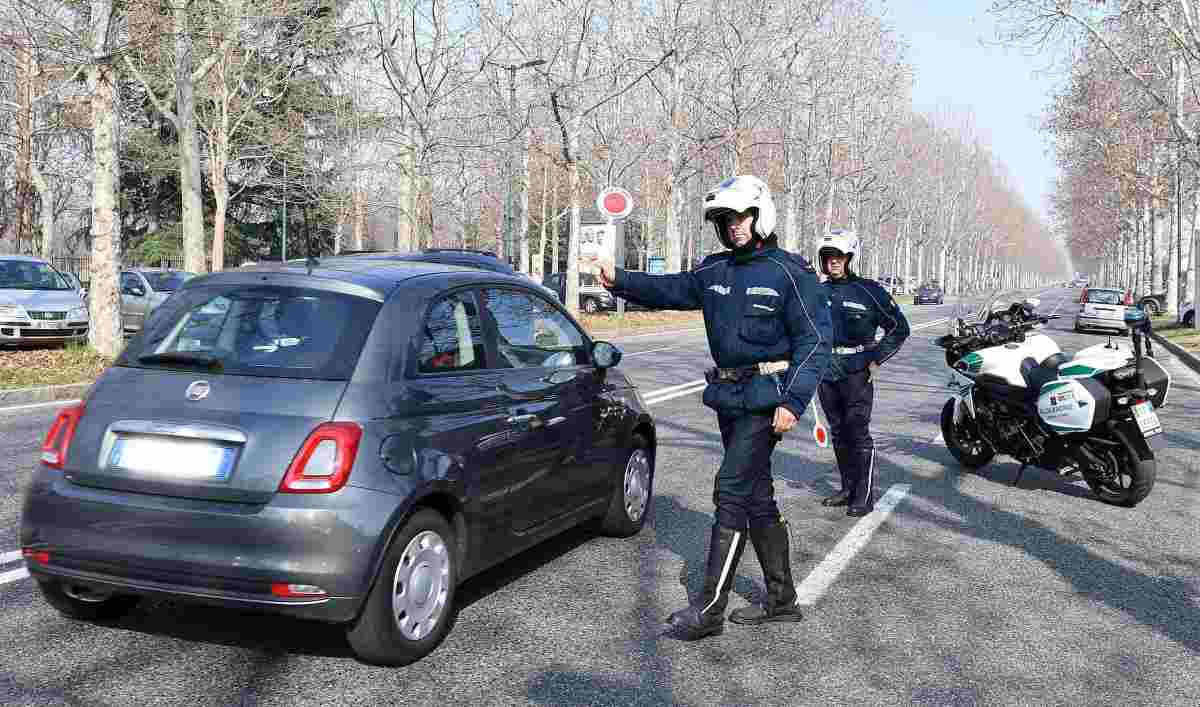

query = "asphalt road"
[[1, 287, 1197, 706]]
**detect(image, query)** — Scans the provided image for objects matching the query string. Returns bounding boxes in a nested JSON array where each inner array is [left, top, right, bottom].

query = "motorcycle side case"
[[1036, 377, 1112, 434], [1138, 357, 1171, 408]]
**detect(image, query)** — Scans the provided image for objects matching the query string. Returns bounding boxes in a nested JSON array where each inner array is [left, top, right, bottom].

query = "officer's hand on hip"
[[772, 406, 797, 435], [867, 361, 880, 383]]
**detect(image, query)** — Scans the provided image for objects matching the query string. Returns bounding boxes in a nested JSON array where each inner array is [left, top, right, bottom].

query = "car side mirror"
[[592, 340, 622, 369]]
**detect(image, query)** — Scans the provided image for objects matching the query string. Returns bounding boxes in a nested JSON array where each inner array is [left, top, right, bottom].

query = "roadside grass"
[[1152, 320, 1200, 353], [580, 309, 703, 337], [0, 342, 113, 390]]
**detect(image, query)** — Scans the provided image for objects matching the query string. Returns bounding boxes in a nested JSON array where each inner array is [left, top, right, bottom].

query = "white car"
[[0, 255, 89, 346], [1074, 286, 1130, 334]]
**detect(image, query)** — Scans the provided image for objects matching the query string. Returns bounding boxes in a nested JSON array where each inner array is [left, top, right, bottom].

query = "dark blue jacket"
[[822, 273, 909, 381], [610, 243, 832, 419]]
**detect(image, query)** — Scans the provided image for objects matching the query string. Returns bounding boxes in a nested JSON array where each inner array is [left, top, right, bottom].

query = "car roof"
[[191, 256, 537, 300], [1087, 287, 1124, 293], [0, 254, 50, 264]]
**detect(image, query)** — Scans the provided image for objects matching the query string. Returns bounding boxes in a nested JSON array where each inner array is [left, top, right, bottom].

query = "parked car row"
[[20, 248, 656, 667], [0, 255, 89, 346]]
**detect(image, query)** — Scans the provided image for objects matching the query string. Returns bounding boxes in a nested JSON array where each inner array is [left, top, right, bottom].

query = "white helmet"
[[817, 228, 859, 274], [703, 175, 777, 248]]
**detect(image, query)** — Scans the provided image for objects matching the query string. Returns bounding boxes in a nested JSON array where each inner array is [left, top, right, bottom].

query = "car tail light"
[[22, 548, 50, 564], [279, 422, 362, 493], [270, 582, 327, 598], [1124, 290, 1133, 306], [40, 402, 85, 469]]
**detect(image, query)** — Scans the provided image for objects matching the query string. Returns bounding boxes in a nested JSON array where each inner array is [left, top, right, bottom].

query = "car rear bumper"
[[20, 468, 403, 624], [1075, 315, 1125, 331]]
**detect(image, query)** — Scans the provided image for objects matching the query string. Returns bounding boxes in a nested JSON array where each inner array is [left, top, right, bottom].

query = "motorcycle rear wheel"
[[1083, 445, 1156, 508], [940, 398, 995, 469]]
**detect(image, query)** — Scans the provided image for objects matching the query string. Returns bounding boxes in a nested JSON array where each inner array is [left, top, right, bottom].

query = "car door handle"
[[507, 413, 543, 428], [497, 382, 540, 400]]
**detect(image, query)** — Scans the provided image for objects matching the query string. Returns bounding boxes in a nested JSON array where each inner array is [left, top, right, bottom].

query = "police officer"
[[594, 175, 831, 641], [816, 229, 910, 517]]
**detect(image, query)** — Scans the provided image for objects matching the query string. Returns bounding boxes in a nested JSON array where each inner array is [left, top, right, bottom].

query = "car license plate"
[[1132, 401, 1162, 437], [34, 320, 59, 329], [110, 436, 236, 481]]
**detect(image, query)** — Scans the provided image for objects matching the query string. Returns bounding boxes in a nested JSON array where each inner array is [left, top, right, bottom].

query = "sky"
[[881, 1, 1063, 224]]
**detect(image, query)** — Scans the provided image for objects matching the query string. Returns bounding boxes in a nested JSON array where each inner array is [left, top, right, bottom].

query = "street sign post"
[[596, 187, 634, 316]]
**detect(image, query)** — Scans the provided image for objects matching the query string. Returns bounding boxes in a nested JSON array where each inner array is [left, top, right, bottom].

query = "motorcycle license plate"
[[1132, 401, 1162, 438]]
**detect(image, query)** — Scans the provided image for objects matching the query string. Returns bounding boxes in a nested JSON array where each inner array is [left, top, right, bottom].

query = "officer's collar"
[[730, 234, 778, 263]]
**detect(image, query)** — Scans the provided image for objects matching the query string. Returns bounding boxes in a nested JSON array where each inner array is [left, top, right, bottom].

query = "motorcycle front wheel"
[[1082, 443, 1156, 508], [940, 398, 995, 469]]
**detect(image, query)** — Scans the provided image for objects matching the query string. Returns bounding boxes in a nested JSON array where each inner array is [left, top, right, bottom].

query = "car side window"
[[482, 288, 588, 369], [417, 292, 486, 374], [120, 273, 140, 293]]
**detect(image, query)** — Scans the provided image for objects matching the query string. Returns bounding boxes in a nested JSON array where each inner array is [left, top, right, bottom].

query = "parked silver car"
[[120, 268, 196, 333], [0, 255, 89, 346]]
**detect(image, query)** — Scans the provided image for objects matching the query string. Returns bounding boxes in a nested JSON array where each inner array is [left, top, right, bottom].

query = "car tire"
[[596, 433, 654, 538], [582, 297, 600, 314], [1185, 311, 1195, 327], [36, 578, 140, 621], [346, 509, 457, 666]]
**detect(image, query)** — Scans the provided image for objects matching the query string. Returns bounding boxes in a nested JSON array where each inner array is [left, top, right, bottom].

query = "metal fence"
[[50, 255, 186, 284]]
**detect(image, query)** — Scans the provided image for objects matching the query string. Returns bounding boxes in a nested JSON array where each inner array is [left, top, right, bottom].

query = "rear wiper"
[[137, 351, 222, 369]]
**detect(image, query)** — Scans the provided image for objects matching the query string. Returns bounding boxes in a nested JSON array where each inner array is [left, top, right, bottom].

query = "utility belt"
[[705, 360, 789, 384], [832, 343, 876, 355]]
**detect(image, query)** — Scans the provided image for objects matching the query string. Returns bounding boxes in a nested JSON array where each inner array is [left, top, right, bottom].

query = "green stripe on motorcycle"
[[1059, 364, 1098, 377], [1041, 381, 1073, 393]]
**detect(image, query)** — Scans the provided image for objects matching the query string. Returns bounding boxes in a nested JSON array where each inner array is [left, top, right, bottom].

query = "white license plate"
[[34, 320, 61, 329], [1132, 401, 1162, 437], [110, 436, 236, 481]]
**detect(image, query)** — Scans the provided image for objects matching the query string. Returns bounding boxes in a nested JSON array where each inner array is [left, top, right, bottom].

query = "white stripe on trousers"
[[702, 530, 742, 614]]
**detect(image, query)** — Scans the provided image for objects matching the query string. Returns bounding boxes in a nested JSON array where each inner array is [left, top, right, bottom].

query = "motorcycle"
[[932, 290, 1171, 507]]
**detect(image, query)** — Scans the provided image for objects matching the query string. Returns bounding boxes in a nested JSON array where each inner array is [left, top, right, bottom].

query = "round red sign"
[[596, 187, 633, 219]]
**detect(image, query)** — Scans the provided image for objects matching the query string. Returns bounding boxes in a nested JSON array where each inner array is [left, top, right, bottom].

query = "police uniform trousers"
[[817, 368, 876, 509], [713, 411, 783, 531]]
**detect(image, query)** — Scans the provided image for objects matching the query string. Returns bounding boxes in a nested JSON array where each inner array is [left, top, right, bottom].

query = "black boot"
[[822, 446, 852, 506], [847, 446, 876, 517], [665, 524, 746, 641], [729, 519, 804, 625]]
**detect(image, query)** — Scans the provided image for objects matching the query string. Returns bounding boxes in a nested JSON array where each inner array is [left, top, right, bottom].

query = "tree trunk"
[[14, 35, 34, 253], [518, 127, 532, 274], [565, 114, 583, 316], [87, 0, 123, 358], [551, 164, 561, 273], [395, 142, 417, 251], [537, 159, 549, 278], [175, 3, 207, 274], [664, 54, 684, 273], [30, 162, 55, 256]]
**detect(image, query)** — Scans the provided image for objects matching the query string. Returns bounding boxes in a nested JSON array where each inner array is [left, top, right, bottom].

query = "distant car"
[[0, 255, 89, 346], [879, 275, 906, 294], [543, 271, 617, 313], [1075, 286, 1130, 333], [21, 257, 655, 667], [913, 282, 944, 305], [1136, 292, 1168, 316], [120, 268, 197, 333]]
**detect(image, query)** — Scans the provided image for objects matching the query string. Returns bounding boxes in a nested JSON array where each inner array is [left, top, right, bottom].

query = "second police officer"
[[816, 229, 910, 516], [595, 175, 832, 641]]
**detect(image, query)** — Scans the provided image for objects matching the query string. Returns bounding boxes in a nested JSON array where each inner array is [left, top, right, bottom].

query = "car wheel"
[[596, 433, 654, 538], [582, 297, 600, 314], [36, 578, 140, 621], [1185, 311, 1195, 327], [346, 509, 456, 666]]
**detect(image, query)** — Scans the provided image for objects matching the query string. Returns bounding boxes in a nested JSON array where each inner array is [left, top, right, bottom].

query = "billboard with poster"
[[578, 223, 616, 275]]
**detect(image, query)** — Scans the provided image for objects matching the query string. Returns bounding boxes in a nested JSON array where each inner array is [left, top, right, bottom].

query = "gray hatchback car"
[[21, 257, 656, 665]]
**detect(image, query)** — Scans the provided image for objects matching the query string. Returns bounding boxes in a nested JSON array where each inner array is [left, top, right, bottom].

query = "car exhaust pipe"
[[63, 583, 116, 604]]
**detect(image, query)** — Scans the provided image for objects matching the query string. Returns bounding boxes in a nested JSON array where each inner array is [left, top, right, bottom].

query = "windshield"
[[142, 271, 196, 292], [1084, 290, 1123, 305], [117, 284, 381, 380], [0, 260, 73, 291]]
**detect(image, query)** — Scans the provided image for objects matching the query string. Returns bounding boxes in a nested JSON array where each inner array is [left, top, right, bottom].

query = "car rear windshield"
[[1086, 290, 1123, 305], [117, 284, 381, 380], [143, 271, 196, 292]]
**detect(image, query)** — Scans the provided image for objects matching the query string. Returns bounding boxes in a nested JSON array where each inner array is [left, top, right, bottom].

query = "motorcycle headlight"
[[0, 304, 28, 319], [68, 306, 89, 321]]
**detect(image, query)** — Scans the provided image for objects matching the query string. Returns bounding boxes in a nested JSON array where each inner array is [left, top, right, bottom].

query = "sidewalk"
[[1150, 330, 1200, 378], [0, 381, 91, 409]]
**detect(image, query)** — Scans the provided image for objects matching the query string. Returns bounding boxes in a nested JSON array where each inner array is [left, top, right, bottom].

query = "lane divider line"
[[794, 483, 911, 606]]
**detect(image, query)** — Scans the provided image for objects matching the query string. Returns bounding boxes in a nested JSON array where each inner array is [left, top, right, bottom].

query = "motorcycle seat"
[[1021, 355, 1067, 394]]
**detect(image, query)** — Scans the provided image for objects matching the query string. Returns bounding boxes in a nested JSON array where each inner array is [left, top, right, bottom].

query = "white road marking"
[[931, 432, 944, 444], [644, 382, 707, 406], [625, 345, 684, 358], [794, 483, 911, 606], [0, 567, 29, 585], [0, 550, 22, 564], [0, 398, 80, 414], [611, 326, 705, 341]]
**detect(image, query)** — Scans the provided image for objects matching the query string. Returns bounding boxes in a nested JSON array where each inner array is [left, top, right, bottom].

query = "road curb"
[[0, 382, 91, 409], [1149, 331, 1200, 377]]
